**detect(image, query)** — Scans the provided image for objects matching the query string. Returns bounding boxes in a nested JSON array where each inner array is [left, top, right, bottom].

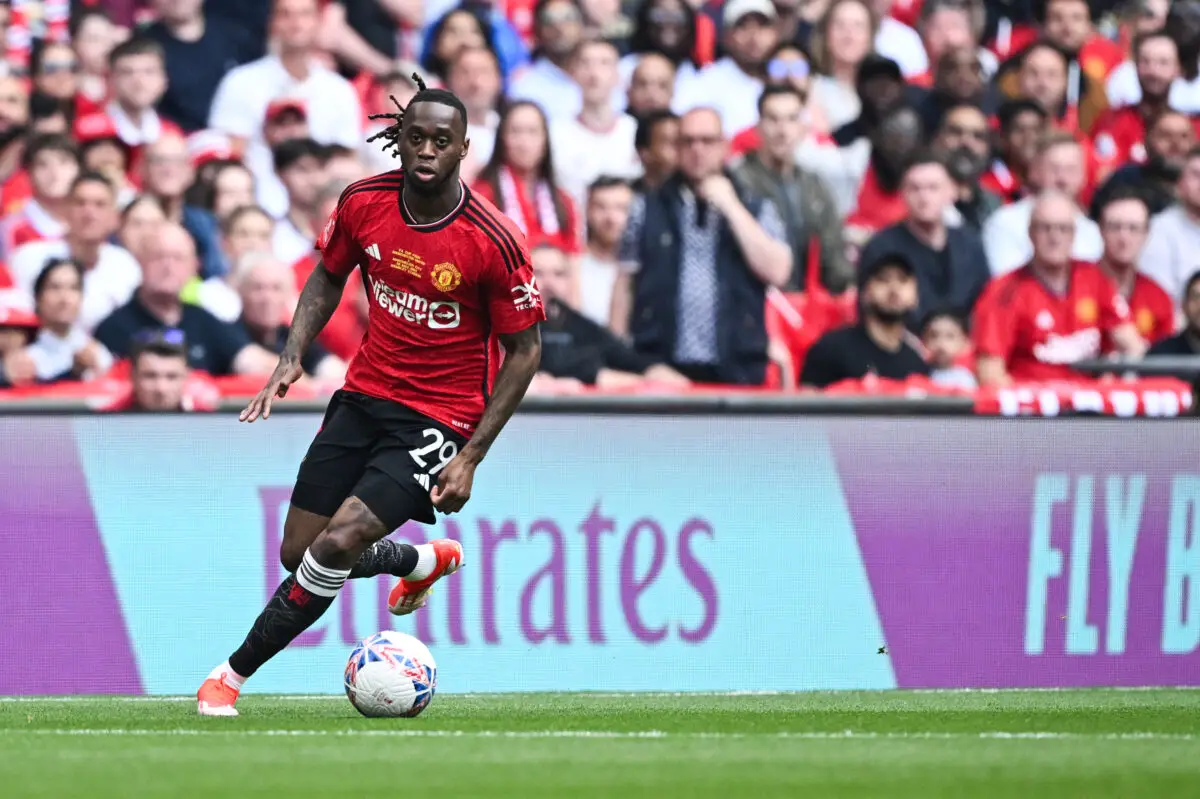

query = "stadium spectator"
[[807, 0, 877, 133], [858, 153, 989, 324], [126, 333, 192, 412], [733, 85, 851, 293], [9, 174, 141, 333], [3, 135, 79, 257], [1139, 147, 1200, 303], [626, 52, 677, 116], [249, 98, 313, 218], [207, 0, 362, 187], [24, 258, 114, 383], [0, 299, 39, 388], [532, 241, 689, 388], [623, 0, 703, 89], [70, 10, 119, 119], [870, 0, 927, 78], [142, 133, 226, 279], [1095, 188, 1175, 344], [233, 252, 345, 380], [321, 145, 366, 186], [205, 161, 257, 221], [728, 42, 827, 157], [290, 185, 366, 361], [0, 76, 32, 218], [1001, 41, 1099, 132], [1090, 109, 1196, 218], [1107, 0, 1200, 111], [419, 4, 529, 82], [270, 138, 326, 265], [800, 252, 929, 388], [473, 101, 582, 253], [117, 195, 168, 255], [145, 0, 257, 133], [552, 39, 642, 209], [632, 110, 679, 192], [1089, 31, 1180, 178], [95, 223, 277, 376], [577, 176, 632, 329], [981, 98, 1049, 202], [1148, 271, 1200, 357], [74, 38, 181, 156], [1039, 0, 1125, 85], [672, 0, 779, 137], [29, 93, 73, 137], [973, 191, 1146, 386], [920, 309, 976, 389], [913, 47, 997, 135], [983, 131, 1102, 275], [911, 0, 998, 88], [509, 0, 622, 121], [931, 104, 1001, 229], [420, 7, 495, 84], [805, 54, 907, 215], [846, 104, 924, 236], [30, 41, 79, 107], [617, 107, 791, 384], [221, 205, 275, 268], [184, 205, 277, 321], [581, 0, 634, 50], [444, 48, 504, 178], [79, 128, 136, 208]]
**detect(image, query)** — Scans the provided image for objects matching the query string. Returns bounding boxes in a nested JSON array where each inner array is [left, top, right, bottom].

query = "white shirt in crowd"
[[576, 252, 621, 328], [195, 278, 243, 324], [272, 217, 314, 268], [671, 57, 764, 137], [208, 56, 363, 218], [26, 328, 114, 382], [982, 196, 1104, 276], [1138, 205, 1200, 302], [551, 114, 642, 211], [508, 58, 625, 122], [9, 240, 142, 332], [618, 53, 699, 94], [875, 17, 928, 78], [1106, 60, 1200, 113]]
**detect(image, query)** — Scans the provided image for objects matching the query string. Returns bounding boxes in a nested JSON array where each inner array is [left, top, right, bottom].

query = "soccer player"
[[197, 76, 545, 716]]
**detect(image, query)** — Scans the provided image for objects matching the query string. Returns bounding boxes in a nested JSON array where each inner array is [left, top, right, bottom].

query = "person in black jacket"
[[531, 242, 689, 390], [1148, 270, 1200, 358]]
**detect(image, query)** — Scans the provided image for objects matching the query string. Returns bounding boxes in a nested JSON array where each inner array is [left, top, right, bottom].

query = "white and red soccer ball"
[[344, 631, 437, 717]]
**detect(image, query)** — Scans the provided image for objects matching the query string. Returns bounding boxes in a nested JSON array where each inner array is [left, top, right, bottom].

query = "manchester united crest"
[[431, 262, 462, 292]]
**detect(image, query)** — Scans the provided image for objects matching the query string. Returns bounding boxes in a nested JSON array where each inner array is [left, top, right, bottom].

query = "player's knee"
[[279, 543, 305, 574], [319, 515, 376, 559]]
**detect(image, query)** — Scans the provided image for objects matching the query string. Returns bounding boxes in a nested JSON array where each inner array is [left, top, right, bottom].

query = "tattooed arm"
[[430, 323, 542, 513], [240, 260, 349, 422]]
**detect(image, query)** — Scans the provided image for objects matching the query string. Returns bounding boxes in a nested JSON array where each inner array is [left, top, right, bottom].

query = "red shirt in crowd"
[[470, 175, 582, 254], [318, 172, 545, 433], [1079, 35, 1127, 83], [1122, 272, 1176, 343], [972, 261, 1132, 383], [0, 170, 31, 218], [292, 252, 368, 362], [1090, 105, 1147, 173], [844, 166, 907, 235], [980, 159, 1025, 202]]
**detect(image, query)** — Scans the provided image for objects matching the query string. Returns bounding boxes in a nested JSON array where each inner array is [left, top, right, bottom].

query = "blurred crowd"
[[1, 0, 1200, 409]]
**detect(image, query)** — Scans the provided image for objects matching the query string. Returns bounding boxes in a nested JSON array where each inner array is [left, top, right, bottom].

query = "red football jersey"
[[317, 171, 546, 433], [1090, 106, 1147, 173], [1125, 273, 1176, 343], [973, 261, 1132, 382]]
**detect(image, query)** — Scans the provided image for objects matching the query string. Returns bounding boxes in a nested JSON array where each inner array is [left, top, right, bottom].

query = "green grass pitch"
[[2, 690, 1199, 798]]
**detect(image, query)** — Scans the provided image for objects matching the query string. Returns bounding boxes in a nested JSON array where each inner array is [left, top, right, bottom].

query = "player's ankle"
[[407, 544, 437, 581], [207, 661, 247, 690]]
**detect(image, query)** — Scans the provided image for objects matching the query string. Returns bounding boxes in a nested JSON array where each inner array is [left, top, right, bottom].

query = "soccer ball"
[[344, 631, 437, 718]]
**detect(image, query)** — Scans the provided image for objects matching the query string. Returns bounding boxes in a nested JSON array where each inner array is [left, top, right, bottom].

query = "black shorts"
[[291, 390, 468, 530]]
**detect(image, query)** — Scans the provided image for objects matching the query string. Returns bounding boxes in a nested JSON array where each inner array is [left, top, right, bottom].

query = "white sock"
[[408, 544, 437, 581], [207, 661, 246, 690]]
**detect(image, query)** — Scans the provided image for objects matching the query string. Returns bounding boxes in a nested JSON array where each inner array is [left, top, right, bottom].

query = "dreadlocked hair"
[[365, 73, 469, 159]]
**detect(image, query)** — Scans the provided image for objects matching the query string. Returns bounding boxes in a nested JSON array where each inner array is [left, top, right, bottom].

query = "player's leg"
[[281, 504, 421, 579]]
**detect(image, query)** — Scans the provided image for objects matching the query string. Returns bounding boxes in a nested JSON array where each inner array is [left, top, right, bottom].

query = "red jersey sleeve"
[[1096, 273, 1131, 333], [972, 278, 1019, 360], [315, 194, 360, 278], [480, 224, 547, 335]]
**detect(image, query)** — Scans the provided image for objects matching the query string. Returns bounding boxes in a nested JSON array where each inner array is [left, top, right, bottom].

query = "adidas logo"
[[365, 243, 381, 260], [414, 473, 430, 491]]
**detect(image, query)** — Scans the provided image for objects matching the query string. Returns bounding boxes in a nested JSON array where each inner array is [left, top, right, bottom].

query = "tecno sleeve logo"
[[428, 301, 461, 329]]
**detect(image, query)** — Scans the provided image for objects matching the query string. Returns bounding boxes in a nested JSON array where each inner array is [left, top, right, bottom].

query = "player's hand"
[[431, 455, 476, 514], [240, 356, 304, 422]]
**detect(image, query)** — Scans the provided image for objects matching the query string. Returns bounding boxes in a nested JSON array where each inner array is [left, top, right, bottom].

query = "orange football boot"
[[197, 671, 241, 717], [388, 539, 464, 615]]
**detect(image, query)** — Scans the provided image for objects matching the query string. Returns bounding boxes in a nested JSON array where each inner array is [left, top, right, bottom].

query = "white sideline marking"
[[3, 687, 1199, 703], [0, 729, 1195, 741]]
